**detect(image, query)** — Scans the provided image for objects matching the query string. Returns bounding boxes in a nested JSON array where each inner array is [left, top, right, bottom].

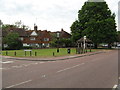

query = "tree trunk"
[[94, 43, 98, 49], [108, 43, 112, 49]]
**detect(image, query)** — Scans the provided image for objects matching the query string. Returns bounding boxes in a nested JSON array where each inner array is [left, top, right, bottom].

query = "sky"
[[0, 0, 119, 33]]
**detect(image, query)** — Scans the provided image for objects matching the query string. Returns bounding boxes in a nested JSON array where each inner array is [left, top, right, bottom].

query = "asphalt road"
[[2, 50, 118, 88]]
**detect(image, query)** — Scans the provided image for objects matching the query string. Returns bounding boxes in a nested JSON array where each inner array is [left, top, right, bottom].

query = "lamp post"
[[83, 36, 86, 53], [57, 32, 60, 53]]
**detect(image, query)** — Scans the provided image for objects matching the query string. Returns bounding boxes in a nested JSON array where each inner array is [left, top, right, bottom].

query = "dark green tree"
[[117, 31, 120, 42], [4, 32, 23, 50], [71, 0, 117, 48], [71, 20, 82, 42]]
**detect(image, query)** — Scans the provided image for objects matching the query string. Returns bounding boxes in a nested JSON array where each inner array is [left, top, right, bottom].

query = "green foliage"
[[2, 24, 17, 30], [71, 1, 117, 48], [2, 21, 30, 30], [50, 38, 72, 48], [4, 32, 23, 50], [71, 20, 82, 42]]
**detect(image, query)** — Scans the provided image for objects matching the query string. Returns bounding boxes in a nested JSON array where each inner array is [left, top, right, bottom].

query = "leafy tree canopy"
[[71, 0, 117, 48], [4, 32, 23, 50]]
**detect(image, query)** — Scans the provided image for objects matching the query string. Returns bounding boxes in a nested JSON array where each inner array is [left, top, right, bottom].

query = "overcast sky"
[[0, 0, 119, 33]]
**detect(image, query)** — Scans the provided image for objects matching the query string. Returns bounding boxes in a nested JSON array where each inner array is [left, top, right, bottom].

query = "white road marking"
[[39, 62, 45, 64], [8, 62, 45, 70], [12, 66, 19, 68], [69, 56, 76, 57], [22, 64, 29, 67], [42, 75, 46, 78], [33, 63, 38, 64], [57, 63, 85, 73], [0, 61, 14, 64], [112, 85, 117, 90], [13, 66, 22, 68], [6, 80, 32, 88], [0, 68, 10, 70]]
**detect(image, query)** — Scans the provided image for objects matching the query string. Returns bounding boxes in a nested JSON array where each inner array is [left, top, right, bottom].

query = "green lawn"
[[2, 48, 95, 57]]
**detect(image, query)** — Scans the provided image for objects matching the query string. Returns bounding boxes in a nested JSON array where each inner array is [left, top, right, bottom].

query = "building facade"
[[2, 25, 71, 48]]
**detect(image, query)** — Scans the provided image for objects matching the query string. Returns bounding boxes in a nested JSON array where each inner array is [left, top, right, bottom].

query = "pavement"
[[2, 50, 107, 61]]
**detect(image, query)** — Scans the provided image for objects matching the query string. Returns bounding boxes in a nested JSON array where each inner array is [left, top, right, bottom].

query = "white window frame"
[[20, 37, 24, 41], [44, 38, 49, 41]]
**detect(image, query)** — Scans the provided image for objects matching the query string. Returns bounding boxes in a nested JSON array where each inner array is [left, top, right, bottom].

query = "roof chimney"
[[61, 28, 64, 31], [34, 24, 38, 31]]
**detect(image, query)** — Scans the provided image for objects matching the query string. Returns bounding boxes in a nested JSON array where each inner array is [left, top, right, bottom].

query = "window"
[[30, 37, 36, 40], [57, 32, 60, 38], [20, 37, 23, 41], [44, 38, 49, 41]]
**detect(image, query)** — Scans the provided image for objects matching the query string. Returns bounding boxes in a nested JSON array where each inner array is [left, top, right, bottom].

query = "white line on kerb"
[[112, 85, 117, 90], [6, 80, 32, 88], [57, 63, 85, 73]]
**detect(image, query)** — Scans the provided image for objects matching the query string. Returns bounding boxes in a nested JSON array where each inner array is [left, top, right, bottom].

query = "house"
[[2, 25, 71, 48], [52, 28, 71, 39], [23, 26, 52, 48]]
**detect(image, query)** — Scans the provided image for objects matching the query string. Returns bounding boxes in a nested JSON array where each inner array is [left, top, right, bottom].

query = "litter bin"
[[67, 48, 71, 54]]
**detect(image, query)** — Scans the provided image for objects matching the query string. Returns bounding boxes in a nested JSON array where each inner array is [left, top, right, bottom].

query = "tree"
[[71, 0, 117, 48], [117, 31, 120, 42], [4, 32, 23, 50], [71, 20, 82, 42], [14, 20, 30, 30], [2, 24, 17, 30]]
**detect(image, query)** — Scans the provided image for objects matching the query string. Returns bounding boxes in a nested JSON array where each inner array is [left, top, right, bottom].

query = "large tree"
[[71, 0, 117, 48], [3, 32, 23, 50]]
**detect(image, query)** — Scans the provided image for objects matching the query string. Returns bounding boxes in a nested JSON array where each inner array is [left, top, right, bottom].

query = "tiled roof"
[[12, 28, 27, 37], [2, 27, 27, 37], [2, 26, 71, 40]]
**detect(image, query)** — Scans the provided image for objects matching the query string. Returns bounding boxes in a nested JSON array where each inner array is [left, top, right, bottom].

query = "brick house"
[[2, 25, 71, 48]]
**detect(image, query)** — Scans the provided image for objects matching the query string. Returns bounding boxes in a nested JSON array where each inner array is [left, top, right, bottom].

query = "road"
[[1, 50, 118, 88]]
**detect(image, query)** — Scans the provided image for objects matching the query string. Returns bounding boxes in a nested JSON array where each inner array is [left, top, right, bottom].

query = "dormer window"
[[31, 31, 37, 36]]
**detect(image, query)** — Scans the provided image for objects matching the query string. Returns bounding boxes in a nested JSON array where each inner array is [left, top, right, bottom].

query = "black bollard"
[[53, 52, 55, 56], [57, 48, 59, 53], [6, 51, 8, 56], [35, 52, 37, 56], [90, 49, 91, 52], [30, 51, 32, 56], [25, 51, 26, 56], [14, 52, 16, 56]]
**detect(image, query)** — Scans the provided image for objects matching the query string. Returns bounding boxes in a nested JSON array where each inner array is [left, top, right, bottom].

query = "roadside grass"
[[2, 48, 96, 57]]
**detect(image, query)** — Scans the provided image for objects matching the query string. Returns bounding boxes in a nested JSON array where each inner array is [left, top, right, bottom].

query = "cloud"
[[0, 0, 119, 32]]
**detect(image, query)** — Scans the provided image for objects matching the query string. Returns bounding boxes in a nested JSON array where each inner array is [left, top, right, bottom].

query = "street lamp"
[[57, 32, 60, 53]]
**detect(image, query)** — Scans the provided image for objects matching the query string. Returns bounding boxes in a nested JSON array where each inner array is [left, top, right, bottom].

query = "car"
[[117, 44, 120, 47]]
